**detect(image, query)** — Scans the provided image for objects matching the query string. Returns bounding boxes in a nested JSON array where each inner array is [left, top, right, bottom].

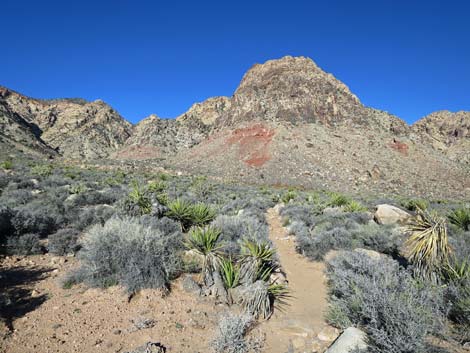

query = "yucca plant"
[[401, 198, 429, 212], [166, 199, 193, 231], [127, 180, 152, 215], [220, 257, 240, 289], [268, 282, 290, 310], [239, 280, 290, 320], [186, 226, 223, 286], [448, 207, 470, 231], [240, 240, 278, 284], [147, 180, 167, 193], [405, 209, 452, 283], [343, 200, 368, 212], [445, 259, 470, 281], [190, 203, 216, 227], [328, 192, 350, 207]]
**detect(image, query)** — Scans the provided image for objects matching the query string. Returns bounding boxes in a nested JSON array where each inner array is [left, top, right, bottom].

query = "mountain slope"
[[0, 87, 132, 159], [168, 56, 469, 198], [413, 110, 470, 166]]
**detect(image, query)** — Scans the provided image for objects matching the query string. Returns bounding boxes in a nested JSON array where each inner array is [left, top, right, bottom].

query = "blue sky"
[[2, 0, 469, 124]]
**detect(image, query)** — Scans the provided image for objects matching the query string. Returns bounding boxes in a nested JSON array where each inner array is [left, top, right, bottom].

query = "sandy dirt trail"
[[262, 208, 333, 353]]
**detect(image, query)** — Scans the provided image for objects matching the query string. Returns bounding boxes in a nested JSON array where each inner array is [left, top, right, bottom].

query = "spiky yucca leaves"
[[239, 240, 277, 284], [166, 199, 193, 231], [445, 259, 470, 282], [238, 280, 290, 320], [343, 200, 368, 212], [401, 199, 429, 212], [328, 192, 350, 207], [123, 180, 152, 216], [448, 207, 470, 231], [220, 257, 240, 289], [190, 203, 216, 227], [406, 209, 452, 283], [186, 226, 223, 286]]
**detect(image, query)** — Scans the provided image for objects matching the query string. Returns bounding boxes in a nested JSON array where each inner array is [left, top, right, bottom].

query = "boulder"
[[374, 204, 411, 225], [325, 327, 367, 353]]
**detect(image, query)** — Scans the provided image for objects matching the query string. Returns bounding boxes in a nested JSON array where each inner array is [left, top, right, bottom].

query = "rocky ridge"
[[1, 56, 469, 197], [0, 86, 132, 159]]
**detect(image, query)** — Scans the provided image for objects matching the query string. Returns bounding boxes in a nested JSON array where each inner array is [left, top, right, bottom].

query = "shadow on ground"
[[0, 266, 52, 331]]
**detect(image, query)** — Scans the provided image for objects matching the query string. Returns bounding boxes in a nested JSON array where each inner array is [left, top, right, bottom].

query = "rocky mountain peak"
[[217, 56, 406, 131]]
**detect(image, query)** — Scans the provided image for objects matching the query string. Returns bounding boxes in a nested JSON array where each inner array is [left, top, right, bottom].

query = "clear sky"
[[2, 0, 469, 124]]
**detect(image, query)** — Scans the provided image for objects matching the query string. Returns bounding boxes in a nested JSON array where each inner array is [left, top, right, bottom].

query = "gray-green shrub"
[[326, 251, 446, 353], [74, 217, 183, 293]]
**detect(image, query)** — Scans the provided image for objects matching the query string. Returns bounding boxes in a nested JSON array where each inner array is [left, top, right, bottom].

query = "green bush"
[[31, 164, 54, 177], [1, 160, 13, 170], [401, 199, 429, 211], [448, 207, 470, 231]]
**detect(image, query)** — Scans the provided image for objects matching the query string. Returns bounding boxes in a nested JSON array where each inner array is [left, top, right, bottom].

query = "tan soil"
[[261, 208, 336, 353], [1, 208, 334, 353], [0, 256, 225, 353]]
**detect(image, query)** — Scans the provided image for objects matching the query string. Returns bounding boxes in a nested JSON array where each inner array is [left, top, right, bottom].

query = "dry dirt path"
[[261, 207, 337, 353]]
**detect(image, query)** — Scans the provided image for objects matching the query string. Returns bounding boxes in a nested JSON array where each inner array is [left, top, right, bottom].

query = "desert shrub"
[[71, 205, 116, 231], [212, 214, 269, 255], [69, 190, 118, 207], [11, 209, 56, 237], [69, 183, 87, 195], [406, 209, 451, 283], [75, 217, 183, 293], [401, 198, 429, 211], [280, 189, 297, 204], [48, 228, 81, 255], [139, 216, 180, 235], [294, 212, 399, 261], [326, 251, 446, 353], [211, 312, 261, 353], [39, 174, 71, 188], [445, 277, 470, 342], [279, 204, 315, 228], [1, 159, 13, 170], [6, 233, 42, 255], [0, 207, 15, 243], [0, 189, 34, 207], [448, 207, 470, 231], [31, 164, 54, 177]]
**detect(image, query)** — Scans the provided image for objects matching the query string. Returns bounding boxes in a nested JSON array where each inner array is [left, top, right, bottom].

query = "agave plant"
[[406, 209, 452, 283], [448, 207, 470, 231], [186, 226, 223, 286]]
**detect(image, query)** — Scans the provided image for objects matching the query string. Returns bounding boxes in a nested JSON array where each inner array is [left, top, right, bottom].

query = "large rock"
[[325, 327, 367, 353], [374, 204, 411, 225]]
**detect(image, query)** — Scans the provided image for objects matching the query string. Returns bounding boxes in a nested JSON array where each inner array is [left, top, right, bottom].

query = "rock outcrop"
[[413, 110, 470, 166], [0, 86, 132, 159]]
